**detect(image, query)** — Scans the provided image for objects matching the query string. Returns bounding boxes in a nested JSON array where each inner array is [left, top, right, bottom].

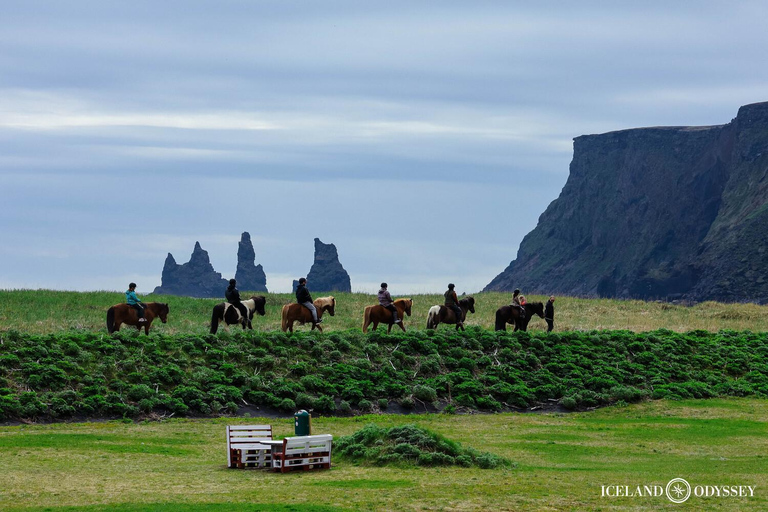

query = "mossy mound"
[[335, 424, 513, 469]]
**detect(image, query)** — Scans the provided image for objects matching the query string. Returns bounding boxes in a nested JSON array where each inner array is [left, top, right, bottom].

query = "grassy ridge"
[[1, 328, 766, 421], [2, 289, 768, 334]]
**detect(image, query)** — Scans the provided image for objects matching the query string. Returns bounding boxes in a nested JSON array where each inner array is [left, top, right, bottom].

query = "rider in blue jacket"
[[126, 283, 147, 323]]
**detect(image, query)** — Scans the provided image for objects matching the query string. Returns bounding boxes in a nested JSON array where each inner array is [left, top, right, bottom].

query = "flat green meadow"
[[2, 289, 768, 334], [0, 399, 766, 511]]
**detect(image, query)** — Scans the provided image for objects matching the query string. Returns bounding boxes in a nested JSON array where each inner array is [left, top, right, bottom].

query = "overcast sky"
[[2, 1, 767, 294]]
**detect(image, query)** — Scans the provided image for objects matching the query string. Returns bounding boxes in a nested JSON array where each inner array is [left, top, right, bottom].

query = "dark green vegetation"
[[335, 423, 512, 468], [1, 327, 766, 421]]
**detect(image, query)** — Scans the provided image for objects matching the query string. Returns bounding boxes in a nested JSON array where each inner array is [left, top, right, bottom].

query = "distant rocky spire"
[[235, 232, 268, 292], [153, 241, 229, 298], [305, 238, 351, 292]]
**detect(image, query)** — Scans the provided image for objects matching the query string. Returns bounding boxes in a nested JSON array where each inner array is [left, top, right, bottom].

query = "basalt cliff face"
[[485, 101, 768, 303]]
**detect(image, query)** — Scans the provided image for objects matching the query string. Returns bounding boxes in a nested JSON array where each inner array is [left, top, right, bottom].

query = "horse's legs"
[[397, 321, 406, 332]]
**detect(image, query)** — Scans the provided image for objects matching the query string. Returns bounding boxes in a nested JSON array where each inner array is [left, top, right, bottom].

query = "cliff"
[[485, 101, 768, 303]]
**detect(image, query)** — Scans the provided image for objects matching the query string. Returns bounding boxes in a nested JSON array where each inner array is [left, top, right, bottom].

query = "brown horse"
[[106, 302, 169, 335], [426, 297, 475, 331], [362, 298, 413, 333], [494, 301, 544, 331], [210, 296, 266, 334], [281, 296, 335, 333]]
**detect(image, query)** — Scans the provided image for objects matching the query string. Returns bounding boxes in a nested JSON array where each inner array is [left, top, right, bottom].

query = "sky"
[[2, 1, 768, 294]]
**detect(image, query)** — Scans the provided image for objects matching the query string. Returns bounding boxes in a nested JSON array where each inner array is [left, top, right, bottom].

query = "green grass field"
[[2, 289, 768, 334], [0, 398, 765, 511]]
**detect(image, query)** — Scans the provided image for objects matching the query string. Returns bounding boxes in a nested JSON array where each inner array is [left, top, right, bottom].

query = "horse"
[[106, 302, 169, 335], [362, 298, 413, 333], [281, 296, 336, 333], [210, 296, 266, 334], [426, 297, 475, 331], [494, 301, 545, 331]]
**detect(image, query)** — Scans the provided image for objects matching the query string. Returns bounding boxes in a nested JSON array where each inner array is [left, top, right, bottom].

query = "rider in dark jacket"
[[545, 296, 555, 333], [444, 283, 463, 327], [296, 278, 319, 325], [225, 279, 248, 319]]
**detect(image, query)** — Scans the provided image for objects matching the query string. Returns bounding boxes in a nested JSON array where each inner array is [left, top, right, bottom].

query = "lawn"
[[0, 398, 765, 511]]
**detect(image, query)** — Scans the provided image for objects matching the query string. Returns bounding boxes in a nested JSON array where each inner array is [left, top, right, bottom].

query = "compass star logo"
[[666, 478, 692, 503]]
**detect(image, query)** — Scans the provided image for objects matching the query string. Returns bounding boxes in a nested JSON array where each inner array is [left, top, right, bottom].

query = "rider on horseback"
[[126, 283, 147, 323], [444, 283, 463, 328], [296, 277, 320, 326], [225, 279, 249, 320], [511, 288, 526, 319], [378, 283, 401, 324]]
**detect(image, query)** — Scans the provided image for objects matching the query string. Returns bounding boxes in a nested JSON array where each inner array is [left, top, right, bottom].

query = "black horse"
[[494, 301, 544, 331], [426, 297, 475, 331], [210, 296, 266, 334]]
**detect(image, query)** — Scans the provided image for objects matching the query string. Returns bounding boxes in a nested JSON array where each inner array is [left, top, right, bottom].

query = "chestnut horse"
[[494, 301, 544, 331], [106, 302, 169, 335], [281, 296, 335, 333], [426, 297, 475, 331], [210, 296, 266, 334], [362, 298, 413, 333]]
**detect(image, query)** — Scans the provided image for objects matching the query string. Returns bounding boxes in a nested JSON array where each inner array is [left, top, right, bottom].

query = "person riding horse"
[[225, 279, 249, 320], [296, 277, 320, 326], [511, 288, 526, 319], [378, 283, 401, 324], [126, 283, 147, 323], [444, 283, 463, 328]]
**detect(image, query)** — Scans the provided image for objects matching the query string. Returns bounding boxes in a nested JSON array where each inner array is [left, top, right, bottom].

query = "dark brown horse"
[[106, 302, 169, 335], [362, 298, 413, 333], [494, 301, 544, 331], [426, 297, 475, 331], [210, 296, 266, 334], [281, 296, 335, 333]]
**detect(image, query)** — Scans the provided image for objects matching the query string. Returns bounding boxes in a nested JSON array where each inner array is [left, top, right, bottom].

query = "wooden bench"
[[226, 425, 273, 469], [271, 434, 333, 473]]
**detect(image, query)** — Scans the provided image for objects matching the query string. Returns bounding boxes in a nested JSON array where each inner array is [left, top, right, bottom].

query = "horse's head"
[[250, 295, 267, 316], [463, 296, 475, 314], [530, 302, 545, 318], [400, 298, 413, 316], [318, 296, 335, 316], [158, 303, 169, 323]]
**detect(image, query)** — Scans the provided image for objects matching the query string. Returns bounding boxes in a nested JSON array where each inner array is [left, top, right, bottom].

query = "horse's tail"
[[427, 306, 439, 329], [281, 304, 289, 332], [210, 304, 221, 334], [362, 306, 371, 333], [494, 308, 507, 331], [106, 307, 115, 334]]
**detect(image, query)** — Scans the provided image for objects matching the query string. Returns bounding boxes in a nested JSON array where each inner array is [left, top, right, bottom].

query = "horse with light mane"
[[210, 296, 266, 334], [106, 302, 169, 335], [494, 301, 545, 331], [362, 298, 413, 333], [281, 296, 335, 333], [426, 297, 475, 331]]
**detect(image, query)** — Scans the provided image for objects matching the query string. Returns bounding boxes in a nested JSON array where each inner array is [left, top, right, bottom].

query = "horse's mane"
[[394, 298, 412, 305], [460, 296, 474, 305], [315, 296, 335, 308]]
